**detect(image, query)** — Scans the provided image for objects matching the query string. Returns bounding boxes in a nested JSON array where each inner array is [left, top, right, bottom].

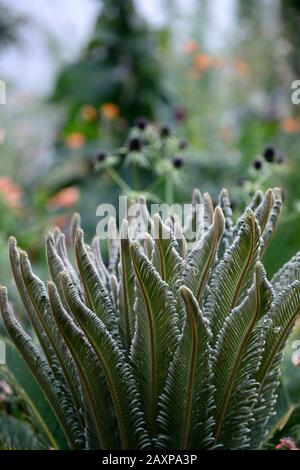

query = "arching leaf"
[[250, 281, 300, 447], [205, 210, 261, 344], [212, 264, 274, 449], [59, 274, 149, 449], [158, 286, 214, 449], [129, 242, 180, 437], [181, 206, 224, 306]]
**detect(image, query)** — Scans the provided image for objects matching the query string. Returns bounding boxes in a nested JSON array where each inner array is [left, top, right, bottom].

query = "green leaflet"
[[143, 232, 155, 259], [129, 242, 180, 437], [249, 190, 264, 211], [152, 214, 184, 291], [151, 214, 185, 327], [232, 189, 270, 240], [48, 281, 118, 450], [118, 220, 136, 351], [110, 274, 119, 314], [250, 281, 300, 447], [107, 217, 119, 274], [0, 287, 76, 449], [173, 222, 187, 260], [212, 263, 274, 449], [56, 231, 83, 298], [74, 228, 117, 335], [58, 274, 149, 449], [202, 192, 214, 235], [91, 235, 110, 288], [260, 188, 283, 256], [205, 209, 261, 344], [254, 188, 274, 234], [218, 188, 234, 254], [183, 188, 203, 243], [271, 251, 300, 293], [181, 206, 224, 306], [158, 286, 214, 449], [70, 212, 81, 251], [8, 237, 52, 359], [46, 233, 70, 310], [19, 250, 85, 445]]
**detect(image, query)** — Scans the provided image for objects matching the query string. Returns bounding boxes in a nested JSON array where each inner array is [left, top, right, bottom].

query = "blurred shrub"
[[0, 2, 25, 49], [52, 0, 168, 146]]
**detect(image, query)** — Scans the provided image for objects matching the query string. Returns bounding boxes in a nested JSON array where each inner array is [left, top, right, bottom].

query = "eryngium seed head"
[[253, 159, 263, 170], [263, 144, 276, 163], [172, 156, 184, 168], [135, 116, 148, 130], [95, 150, 107, 162], [160, 124, 171, 138], [128, 137, 142, 152]]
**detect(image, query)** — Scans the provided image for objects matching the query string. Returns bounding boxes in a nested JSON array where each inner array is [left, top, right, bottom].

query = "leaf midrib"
[[157, 238, 166, 281], [61, 278, 130, 449], [256, 308, 300, 397], [195, 215, 222, 303], [56, 315, 108, 449], [181, 296, 198, 449], [214, 278, 261, 442], [230, 215, 256, 310], [132, 254, 157, 436], [23, 268, 85, 438], [121, 239, 133, 350], [87, 330, 130, 449]]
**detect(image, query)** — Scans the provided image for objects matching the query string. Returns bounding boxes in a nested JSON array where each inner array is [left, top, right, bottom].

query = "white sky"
[[0, 0, 236, 95]]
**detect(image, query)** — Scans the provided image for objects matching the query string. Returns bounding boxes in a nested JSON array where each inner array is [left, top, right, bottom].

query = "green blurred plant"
[[92, 121, 191, 204], [52, 0, 168, 147], [39, 120, 198, 239]]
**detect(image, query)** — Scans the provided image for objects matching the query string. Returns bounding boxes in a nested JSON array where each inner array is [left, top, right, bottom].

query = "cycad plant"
[[1, 187, 300, 450]]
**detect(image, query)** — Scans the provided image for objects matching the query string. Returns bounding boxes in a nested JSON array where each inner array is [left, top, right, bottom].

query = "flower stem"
[[105, 167, 132, 194]]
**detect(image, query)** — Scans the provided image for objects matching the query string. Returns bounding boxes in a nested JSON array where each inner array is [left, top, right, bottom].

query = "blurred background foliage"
[[52, 0, 168, 140], [0, 0, 300, 448]]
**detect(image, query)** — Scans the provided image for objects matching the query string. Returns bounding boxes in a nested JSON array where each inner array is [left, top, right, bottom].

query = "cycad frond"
[[212, 263, 274, 449], [250, 281, 300, 446], [181, 206, 224, 306], [118, 220, 136, 351], [158, 286, 214, 449], [0, 287, 81, 449], [0, 187, 299, 450], [205, 209, 261, 344], [129, 242, 180, 438]]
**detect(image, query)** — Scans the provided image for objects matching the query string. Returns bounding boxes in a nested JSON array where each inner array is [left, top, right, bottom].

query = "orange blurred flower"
[[80, 105, 97, 121], [280, 117, 300, 134], [234, 59, 250, 75], [0, 176, 22, 208], [48, 186, 80, 209], [100, 102, 119, 120], [183, 40, 198, 55], [65, 132, 86, 149], [194, 53, 214, 72]]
